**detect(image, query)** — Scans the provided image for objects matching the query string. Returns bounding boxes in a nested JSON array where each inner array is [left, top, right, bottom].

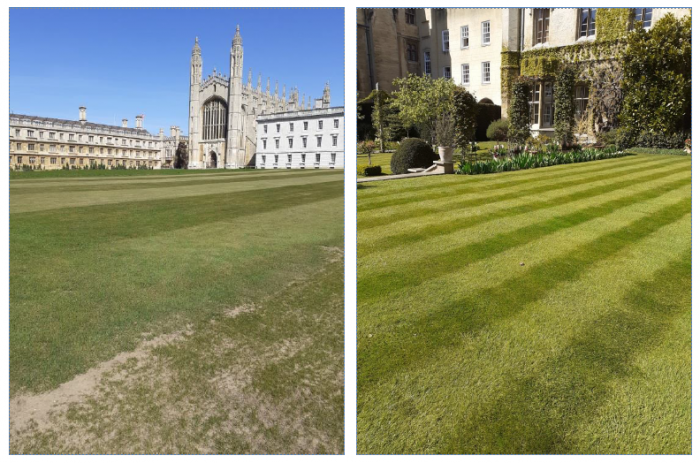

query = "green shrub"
[[475, 103, 501, 140], [554, 66, 576, 148], [597, 129, 618, 147], [358, 165, 382, 177], [384, 141, 400, 151], [486, 119, 509, 141], [508, 80, 531, 144], [616, 128, 687, 150], [390, 138, 438, 174]]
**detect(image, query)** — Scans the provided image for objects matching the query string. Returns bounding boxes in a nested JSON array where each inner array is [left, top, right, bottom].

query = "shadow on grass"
[[439, 251, 691, 454], [358, 196, 691, 390]]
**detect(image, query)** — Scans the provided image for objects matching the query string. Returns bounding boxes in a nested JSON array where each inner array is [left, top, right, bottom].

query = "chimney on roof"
[[122, 118, 128, 128], [170, 126, 177, 137], [79, 106, 87, 123], [135, 115, 143, 129]]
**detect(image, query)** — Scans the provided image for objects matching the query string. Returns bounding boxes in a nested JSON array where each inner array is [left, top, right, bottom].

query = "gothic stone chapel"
[[188, 26, 330, 169]]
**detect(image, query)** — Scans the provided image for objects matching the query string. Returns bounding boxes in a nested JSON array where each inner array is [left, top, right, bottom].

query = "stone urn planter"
[[438, 146, 454, 163]]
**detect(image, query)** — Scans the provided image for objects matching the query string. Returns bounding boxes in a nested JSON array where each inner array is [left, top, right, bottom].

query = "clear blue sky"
[[10, 8, 344, 135]]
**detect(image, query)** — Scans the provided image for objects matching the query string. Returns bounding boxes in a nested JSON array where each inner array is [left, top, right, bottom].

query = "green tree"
[[619, 13, 691, 138], [174, 142, 188, 169], [453, 88, 479, 161], [554, 66, 575, 148], [391, 74, 457, 144], [508, 79, 531, 145]]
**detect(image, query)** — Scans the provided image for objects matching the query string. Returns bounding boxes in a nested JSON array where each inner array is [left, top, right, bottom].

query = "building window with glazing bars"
[[442, 30, 449, 51], [634, 8, 653, 29], [482, 62, 491, 84], [406, 42, 418, 62], [530, 84, 540, 125], [461, 26, 469, 48], [534, 9, 550, 44], [575, 85, 589, 116], [202, 99, 227, 140], [481, 21, 490, 45], [443, 67, 451, 79], [405, 8, 415, 25], [462, 64, 470, 85], [579, 8, 597, 38], [424, 51, 431, 76]]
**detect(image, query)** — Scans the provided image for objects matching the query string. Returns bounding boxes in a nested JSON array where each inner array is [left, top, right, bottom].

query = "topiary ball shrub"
[[486, 119, 509, 141], [390, 138, 438, 174]]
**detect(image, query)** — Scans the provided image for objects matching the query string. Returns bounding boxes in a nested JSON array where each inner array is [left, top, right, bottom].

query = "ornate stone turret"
[[275, 80, 279, 98], [226, 25, 245, 168], [248, 68, 252, 88], [266, 77, 270, 96], [257, 73, 262, 92], [188, 37, 203, 168], [322, 81, 331, 108]]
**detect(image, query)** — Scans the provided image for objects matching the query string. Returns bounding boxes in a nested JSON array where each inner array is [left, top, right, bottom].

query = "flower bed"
[[456, 146, 629, 175]]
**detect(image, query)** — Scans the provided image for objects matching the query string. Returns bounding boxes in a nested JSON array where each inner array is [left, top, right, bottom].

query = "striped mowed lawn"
[[10, 169, 344, 454], [357, 154, 690, 454]]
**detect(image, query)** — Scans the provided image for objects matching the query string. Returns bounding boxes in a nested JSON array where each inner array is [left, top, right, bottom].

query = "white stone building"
[[255, 103, 344, 170]]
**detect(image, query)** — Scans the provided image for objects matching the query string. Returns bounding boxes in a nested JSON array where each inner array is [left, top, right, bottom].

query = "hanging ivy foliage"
[[554, 66, 576, 148], [508, 79, 531, 145]]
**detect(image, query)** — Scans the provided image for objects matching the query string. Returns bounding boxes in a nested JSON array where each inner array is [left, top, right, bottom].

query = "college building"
[[9, 108, 186, 170], [357, 8, 690, 137]]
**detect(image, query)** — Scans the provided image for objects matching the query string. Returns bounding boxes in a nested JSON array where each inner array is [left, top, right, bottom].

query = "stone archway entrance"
[[208, 151, 218, 169]]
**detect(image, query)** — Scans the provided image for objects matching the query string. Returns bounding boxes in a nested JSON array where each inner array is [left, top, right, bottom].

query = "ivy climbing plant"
[[508, 79, 531, 145], [554, 66, 575, 148]]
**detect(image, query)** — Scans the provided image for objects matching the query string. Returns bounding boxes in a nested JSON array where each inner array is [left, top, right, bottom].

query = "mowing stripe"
[[358, 197, 691, 389], [11, 181, 344, 250], [11, 173, 343, 213], [358, 159, 687, 230], [10, 170, 336, 195], [439, 251, 691, 454], [358, 155, 674, 212], [358, 154, 682, 202], [358, 174, 690, 302], [359, 164, 691, 258]]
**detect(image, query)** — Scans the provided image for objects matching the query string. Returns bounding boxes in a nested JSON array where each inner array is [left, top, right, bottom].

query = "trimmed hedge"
[[358, 165, 382, 177], [390, 138, 438, 175], [476, 103, 501, 141], [457, 146, 629, 175]]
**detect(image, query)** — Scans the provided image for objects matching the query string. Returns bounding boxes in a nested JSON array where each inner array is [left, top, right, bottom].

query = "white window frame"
[[460, 25, 470, 49], [482, 62, 491, 84], [461, 64, 470, 85], [443, 66, 451, 79], [442, 30, 449, 52], [481, 21, 491, 46]]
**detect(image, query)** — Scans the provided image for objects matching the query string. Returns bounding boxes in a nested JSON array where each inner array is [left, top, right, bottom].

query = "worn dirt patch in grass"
[[10, 252, 344, 455]]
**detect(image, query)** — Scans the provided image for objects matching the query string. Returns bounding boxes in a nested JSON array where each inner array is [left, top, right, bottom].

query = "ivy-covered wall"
[[520, 40, 626, 80], [596, 8, 633, 42], [500, 50, 520, 116]]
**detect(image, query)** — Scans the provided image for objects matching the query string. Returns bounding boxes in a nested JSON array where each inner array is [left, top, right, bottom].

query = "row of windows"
[[263, 119, 340, 134], [11, 155, 157, 167], [12, 128, 154, 147], [440, 21, 491, 54], [260, 153, 338, 165], [438, 62, 493, 85], [12, 143, 156, 157], [261, 134, 339, 150], [433, 8, 654, 56]]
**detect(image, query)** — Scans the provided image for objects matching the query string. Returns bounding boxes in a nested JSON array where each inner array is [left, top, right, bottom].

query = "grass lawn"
[[357, 153, 690, 454], [10, 168, 344, 454], [357, 141, 499, 175]]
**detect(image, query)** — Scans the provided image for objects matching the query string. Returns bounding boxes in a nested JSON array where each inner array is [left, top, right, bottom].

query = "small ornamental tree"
[[359, 87, 391, 152], [508, 80, 531, 146], [554, 66, 576, 148], [619, 13, 691, 138], [391, 74, 457, 144], [453, 88, 479, 160]]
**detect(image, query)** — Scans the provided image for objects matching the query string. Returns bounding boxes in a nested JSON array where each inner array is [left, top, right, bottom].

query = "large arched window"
[[202, 99, 227, 140]]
